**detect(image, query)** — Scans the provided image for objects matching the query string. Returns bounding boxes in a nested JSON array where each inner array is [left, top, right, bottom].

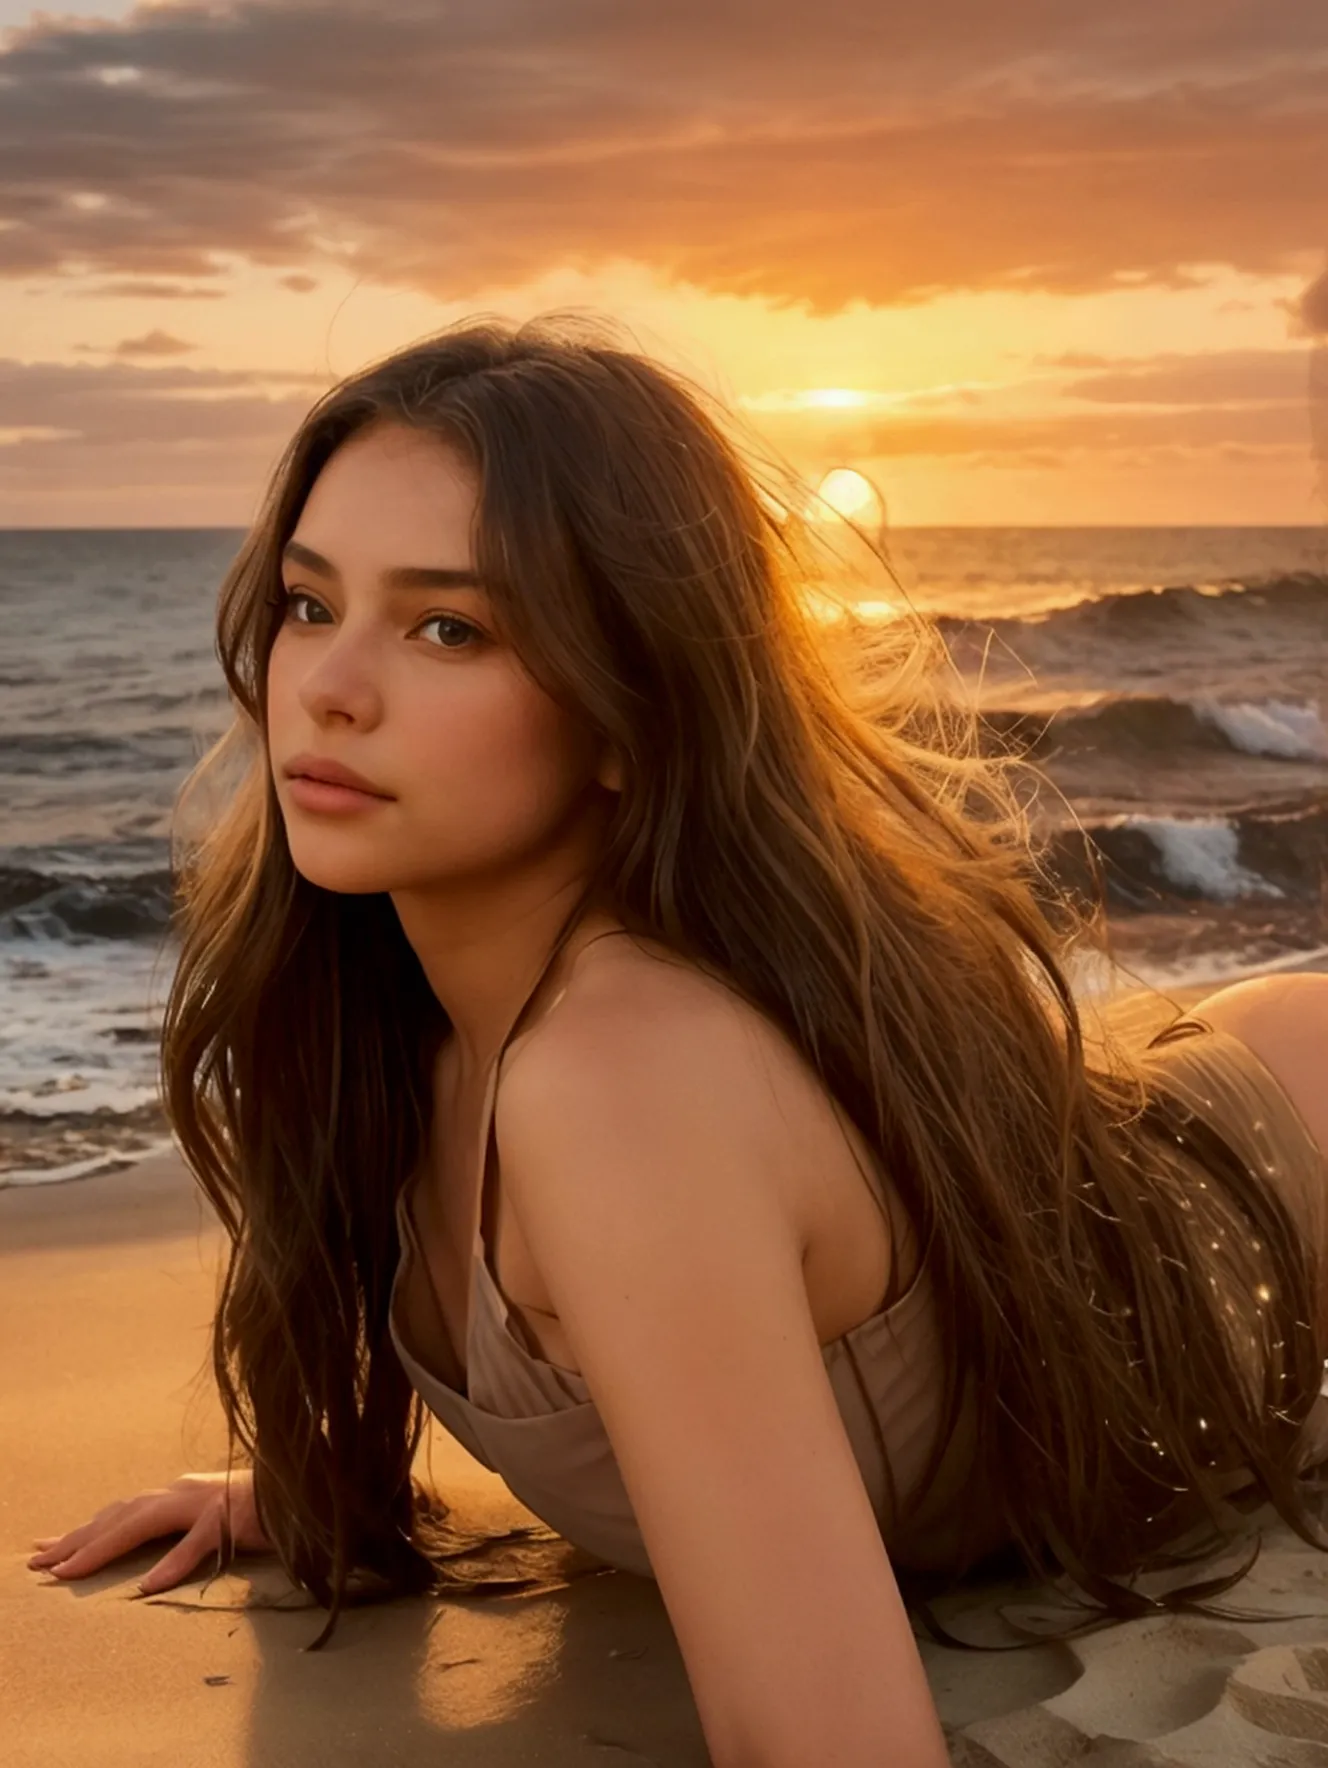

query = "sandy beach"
[[5, 968, 1328, 1768]]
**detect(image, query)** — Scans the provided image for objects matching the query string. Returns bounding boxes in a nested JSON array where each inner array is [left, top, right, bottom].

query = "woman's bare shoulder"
[[512, 930, 800, 1098], [498, 931, 861, 1245]]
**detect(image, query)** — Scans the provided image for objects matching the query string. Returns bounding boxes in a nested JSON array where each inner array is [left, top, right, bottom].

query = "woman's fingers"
[[28, 1499, 136, 1567], [137, 1512, 222, 1595], [29, 1472, 267, 1590], [27, 1498, 138, 1566], [28, 1516, 125, 1568], [28, 1493, 190, 1580]]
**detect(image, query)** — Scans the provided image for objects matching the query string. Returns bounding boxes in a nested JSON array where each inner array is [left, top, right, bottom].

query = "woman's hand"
[[27, 1470, 273, 1595]]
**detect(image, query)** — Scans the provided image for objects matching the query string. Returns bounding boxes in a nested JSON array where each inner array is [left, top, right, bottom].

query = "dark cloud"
[[0, 357, 325, 519], [0, 0, 1325, 310], [1299, 267, 1328, 336], [113, 327, 196, 356], [0, 356, 322, 444]]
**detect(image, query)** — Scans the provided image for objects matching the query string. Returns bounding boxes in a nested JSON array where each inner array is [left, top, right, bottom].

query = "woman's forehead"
[[294, 429, 483, 572]]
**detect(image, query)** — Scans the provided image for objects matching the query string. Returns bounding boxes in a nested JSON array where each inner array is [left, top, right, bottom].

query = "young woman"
[[28, 317, 1328, 1768]]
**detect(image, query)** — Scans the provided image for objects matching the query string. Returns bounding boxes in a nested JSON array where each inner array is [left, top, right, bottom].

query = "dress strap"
[[394, 912, 630, 1396], [470, 924, 632, 1276]]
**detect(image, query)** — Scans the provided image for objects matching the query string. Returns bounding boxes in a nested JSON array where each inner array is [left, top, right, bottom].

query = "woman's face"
[[266, 420, 618, 899]]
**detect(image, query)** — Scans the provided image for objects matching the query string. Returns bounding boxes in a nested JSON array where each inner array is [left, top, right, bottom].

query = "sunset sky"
[[2, 0, 1326, 526]]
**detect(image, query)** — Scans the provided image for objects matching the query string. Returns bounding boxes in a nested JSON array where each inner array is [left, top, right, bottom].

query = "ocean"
[[1, 526, 1324, 1187]]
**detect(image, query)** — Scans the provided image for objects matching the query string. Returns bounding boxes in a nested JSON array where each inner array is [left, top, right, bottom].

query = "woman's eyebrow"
[[384, 563, 488, 593], [281, 539, 486, 592]]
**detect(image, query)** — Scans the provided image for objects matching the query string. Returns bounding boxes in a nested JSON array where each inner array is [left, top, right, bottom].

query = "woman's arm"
[[497, 993, 952, 1768]]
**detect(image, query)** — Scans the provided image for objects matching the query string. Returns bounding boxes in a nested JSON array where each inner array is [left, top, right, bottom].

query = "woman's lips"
[[285, 775, 394, 814]]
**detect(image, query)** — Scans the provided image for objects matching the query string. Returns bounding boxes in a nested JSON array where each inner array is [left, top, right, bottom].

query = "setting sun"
[[801, 388, 872, 409], [815, 466, 886, 522]]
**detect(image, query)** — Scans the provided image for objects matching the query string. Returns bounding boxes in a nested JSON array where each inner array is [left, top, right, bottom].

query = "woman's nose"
[[296, 628, 385, 728]]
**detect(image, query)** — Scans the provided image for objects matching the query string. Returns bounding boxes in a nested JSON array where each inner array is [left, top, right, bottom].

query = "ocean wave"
[[938, 569, 1326, 645], [0, 1137, 175, 1188], [0, 1102, 172, 1188], [985, 695, 1326, 764], [0, 864, 173, 941], [0, 726, 204, 775], [0, 1085, 164, 1118], [1046, 796, 1327, 910], [98, 684, 230, 717]]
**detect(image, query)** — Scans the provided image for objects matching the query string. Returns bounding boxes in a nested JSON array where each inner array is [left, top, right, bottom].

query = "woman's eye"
[[275, 591, 481, 650], [282, 589, 331, 624], [417, 614, 483, 650]]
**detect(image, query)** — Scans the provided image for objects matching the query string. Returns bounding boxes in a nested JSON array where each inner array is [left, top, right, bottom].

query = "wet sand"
[[4, 967, 1327, 1766]]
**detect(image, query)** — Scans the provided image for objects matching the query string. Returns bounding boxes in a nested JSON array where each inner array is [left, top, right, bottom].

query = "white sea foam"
[[1195, 698, 1326, 761], [1118, 815, 1283, 901], [0, 936, 173, 1116], [2, 1134, 177, 1189], [3, 1077, 162, 1115]]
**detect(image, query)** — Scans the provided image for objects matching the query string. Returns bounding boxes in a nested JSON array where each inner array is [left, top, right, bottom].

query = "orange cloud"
[[1, 1, 1325, 310], [768, 402, 1311, 464], [1056, 349, 1312, 407], [111, 328, 196, 357], [749, 350, 1314, 473]]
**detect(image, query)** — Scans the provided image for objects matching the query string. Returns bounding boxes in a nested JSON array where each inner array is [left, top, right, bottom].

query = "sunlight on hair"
[[754, 483, 790, 524], [801, 588, 848, 624], [798, 589, 904, 630]]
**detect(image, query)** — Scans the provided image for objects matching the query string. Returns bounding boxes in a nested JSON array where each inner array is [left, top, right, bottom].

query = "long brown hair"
[[161, 312, 1328, 1649]]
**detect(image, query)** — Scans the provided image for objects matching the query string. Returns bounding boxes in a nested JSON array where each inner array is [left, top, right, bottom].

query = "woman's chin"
[[287, 848, 403, 896]]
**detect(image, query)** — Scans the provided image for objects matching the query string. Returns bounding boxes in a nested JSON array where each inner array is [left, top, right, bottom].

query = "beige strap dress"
[[388, 931, 1328, 1581]]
